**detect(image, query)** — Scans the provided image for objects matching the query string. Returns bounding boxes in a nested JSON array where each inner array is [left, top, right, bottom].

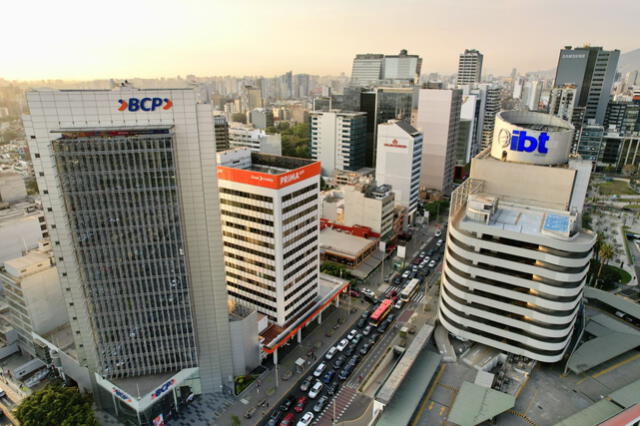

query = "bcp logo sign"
[[112, 387, 132, 403], [151, 378, 176, 400], [500, 129, 549, 154], [118, 98, 173, 112]]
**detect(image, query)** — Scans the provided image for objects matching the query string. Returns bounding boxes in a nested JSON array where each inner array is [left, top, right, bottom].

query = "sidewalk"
[[217, 301, 367, 426]]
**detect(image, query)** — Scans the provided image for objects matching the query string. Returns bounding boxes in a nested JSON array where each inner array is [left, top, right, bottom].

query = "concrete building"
[[413, 88, 462, 195], [479, 84, 502, 151], [214, 114, 230, 152], [549, 85, 578, 123], [604, 100, 640, 134], [249, 108, 274, 130], [0, 202, 47, 263], [0, 243, 68, 356], [382, 50, 422, 84], [351, 54, 384, 86], [458, 93, 481, 163], [439, 110, 595, 363], [229, 123, 282, 155], [242, 86, 263, 111], [216, 148, 321, 326], [456, 49, 483, 86], [522, 80, 543, 111], [375, 120, 423, 219], [342, 184, 395, 239], [310, 111, 367, 176], [553, 45, 620, 125], [23, 88, 234, 422], [0, 173, 27, 203], [228, 304, 260, 377]]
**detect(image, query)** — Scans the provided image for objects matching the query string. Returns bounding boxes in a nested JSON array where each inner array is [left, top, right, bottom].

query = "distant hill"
[[618, 48, 640, 75]]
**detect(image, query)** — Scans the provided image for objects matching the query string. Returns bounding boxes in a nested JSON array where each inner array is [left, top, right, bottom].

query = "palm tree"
[[596, 243, 615, 288]]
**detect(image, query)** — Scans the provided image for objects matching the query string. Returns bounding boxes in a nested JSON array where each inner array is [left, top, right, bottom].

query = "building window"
[[39, 172, 44, 177], [34, 152, 40, 157]]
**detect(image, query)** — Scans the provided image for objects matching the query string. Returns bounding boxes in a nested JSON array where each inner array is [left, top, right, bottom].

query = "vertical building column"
[[297, 329, 302, 343]]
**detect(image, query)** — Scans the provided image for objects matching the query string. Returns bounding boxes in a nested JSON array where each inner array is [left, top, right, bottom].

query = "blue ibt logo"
[[510, 131, 549, 154]]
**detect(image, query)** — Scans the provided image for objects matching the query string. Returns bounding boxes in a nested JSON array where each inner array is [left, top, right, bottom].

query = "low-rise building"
[[343, 184, 395, 239], [229, 123, 282, 155], [319, 226, 377, 269], [0, 202, 47, 263]]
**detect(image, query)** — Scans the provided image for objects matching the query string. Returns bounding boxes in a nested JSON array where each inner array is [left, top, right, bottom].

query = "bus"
[[400, 278, 420, 302], [369, 299, 393, 327]]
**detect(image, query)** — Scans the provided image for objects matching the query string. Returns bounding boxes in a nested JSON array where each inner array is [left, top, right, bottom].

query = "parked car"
[[362, 288, 375, 298], [308, 381, 324, 399], [294, 396, 308, 413], [370, 331, 381, 341], [280, 395, 297, 411], [267, 410, 284, 426], [332, 354, 346, 369], [362, 325, 372, 336], [322, 369, 335, 384], [279, 413, 295, 426], [352, 333, 363, 345], [325, 347, 338, 360], [347, 329, 358, 340], [393, 277, 403, 286], [300, 375, 313, 392], [428, 260, 436, 268], [314, 395, 329, 413], [313, 362, 327, 377], [336, 338, 349, 351], [359, 341, 372, 355], [378, 320, 390, 333], [244, 407, 257, 419], [326, 382, 340, 395], [338, 364, 354, 380], [297, 412, 314, 426], [435, 230, 442, 237], [387, 313, 396, 323], [436, 239, 443, 246], [344, 343, 357, 357], [390, 290, 398, 297]]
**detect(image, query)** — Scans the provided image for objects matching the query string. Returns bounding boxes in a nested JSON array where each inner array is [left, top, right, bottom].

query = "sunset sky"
[[2, 0, 637, 80]]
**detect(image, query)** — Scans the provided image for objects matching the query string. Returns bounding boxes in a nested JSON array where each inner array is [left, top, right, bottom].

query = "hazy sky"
[[2, 0, 637, 80]]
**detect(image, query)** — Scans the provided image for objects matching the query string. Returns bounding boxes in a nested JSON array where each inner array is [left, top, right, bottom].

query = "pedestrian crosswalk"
[[314, 384, 357, 425]]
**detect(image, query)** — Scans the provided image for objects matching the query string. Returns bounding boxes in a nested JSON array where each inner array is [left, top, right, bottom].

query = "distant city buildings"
[[375, 120, 422, 219], [350, 50, 422, 86], [522, 80, 543, 111], [549, 84, 578, 123], [249, 107, 274, 129], [229, 123, 282, 155], [310, 111, 368, 176], [456, 49, 483, 86], [413, 88, 462, 195], [216, 148, 320, 326], [214, 114, 230, 151]]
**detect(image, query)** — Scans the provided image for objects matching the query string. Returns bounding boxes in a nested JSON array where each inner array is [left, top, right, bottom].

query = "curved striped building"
[[438, 111, 596, 362]]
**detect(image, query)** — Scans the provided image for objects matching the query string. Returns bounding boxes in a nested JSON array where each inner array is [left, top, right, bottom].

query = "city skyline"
[[2, 0, 638, 81]]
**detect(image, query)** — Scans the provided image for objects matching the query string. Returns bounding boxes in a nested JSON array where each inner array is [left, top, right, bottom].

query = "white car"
[[436, 239, 444, 246], [347, 329, 358, 340], [362, 288, 375, 298], [297, 412, 314, 426], [336, 338, 349, 351], [325, 347, 338, 360], [308, 381, 323, 399], [428, 260, 436, 268], [394, 300, 403, 310], [435, 230, 442, 237], [313, 362, 327, 377]]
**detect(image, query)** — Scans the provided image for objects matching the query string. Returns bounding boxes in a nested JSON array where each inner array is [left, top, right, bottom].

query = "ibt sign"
[[118, 98, 173, 112], [508, 130, 549, 154]]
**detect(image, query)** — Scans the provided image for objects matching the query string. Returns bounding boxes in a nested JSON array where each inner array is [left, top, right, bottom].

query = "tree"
[[597, 243, 615, 286], [230, 415, 241, 426], [15, 385, 97, 426]]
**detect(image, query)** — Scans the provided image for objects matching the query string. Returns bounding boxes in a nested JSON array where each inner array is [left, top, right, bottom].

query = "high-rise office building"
[[351, 54, 385, 87], [310, 111, 368, 176], [214, 114, 230, 151], [457, 94, 481, 163], [23, 88, 234, 421], [242, 85, 263, 111], [216, 148, 320, 326], [553, 45, 620, 125], [382, 50, 422, 84], [413, 88, 462, 195], [439, 110, 595, 363], [576, 124, 605, 161], [549, 85, 578, 123], [293, 74, 311, 98], [522, 80, 543, 111], [375, 120, 423, 219], [456, 49, 483, 86], [478, 84, 502, 150], [229, 123, 281, 155], [604, 100, 640, 134]]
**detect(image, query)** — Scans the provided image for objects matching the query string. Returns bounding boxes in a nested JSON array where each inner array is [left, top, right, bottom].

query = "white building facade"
[[310, 111, 367, 176], [375, 120, 423, 220], [229, 123, 282, 155], [217, 148, 321, 326], [439, 111, 595, 363]]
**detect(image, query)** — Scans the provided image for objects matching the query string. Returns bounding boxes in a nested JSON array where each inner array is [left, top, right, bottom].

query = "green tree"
[[596, 243, 615, 287], [15, 385, 97, 426], [230, 415, 241, 426]]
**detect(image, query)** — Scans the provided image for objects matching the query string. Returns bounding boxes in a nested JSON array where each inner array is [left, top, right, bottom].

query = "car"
[[280, 395, 296, 411], [294, 396, 308, 413], [356, 318, 366, 328], [244, 407, 257, 419], [300, 375, 313, 392], [362, 325, 372, 336], [436, 239, 443, 246], [314, 395, 329, 413], [332, 354, 346, 369], [390, 295, 399, 302], [313, 362, 327, 377], [411, 265, 419, 271], [325, 347, 338, 360], [362, 288, 375, 298], [359, 342, 372, 355], [435, 230, 442, 237], [412, 257, 421, 265], [378, 320, 389, 333], [390, 290, 398, 297], [393, 277, 403, 286], [387, 313, 396, 323], [423, 255, 431, 263], [347, 329, 358, 340], [428, 260, 436, 268], [308, 380, 324, 398], [349, 289, 361, 297], [279, 413, 295, 426], [394, 300, 403, 310], [349, 354, 361, 366], [297, 412, 314, 426], [352, 333, 363, 345], [338, 364, 354, 380], [326, 381, 340, 395], [344, 343, 357, 357], [401, 270, 411, 279], [266, 410, 284, 426], [420, 250, 427, 257], [336, 338, 349, 351], [322, 369, 335, 384]]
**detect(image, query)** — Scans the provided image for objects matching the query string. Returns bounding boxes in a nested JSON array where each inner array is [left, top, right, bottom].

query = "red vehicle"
[[349, 290, 361, 297], [412, 258, 422, 265], [294, 396, 308, 413], [280, 413, 295, 426], [390, 290, 398, 297], [369, 299, 393, 326]]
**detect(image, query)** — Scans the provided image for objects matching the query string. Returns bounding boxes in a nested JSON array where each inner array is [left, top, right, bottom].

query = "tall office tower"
[[382, 49, 422, 84], [229, 123, 281, 155], [351, 54, 384, 86], [216, 148, 320, 326], [294, 74, 311, 98], [413, 88, 462, 195], [439, 110, 595, 363], [242, 86, 263, 111], [280, 72, 293, 99], [549, 85, 578, 123], [457, 94, 481, 163], [553, 45, 620, 125], [310, 111, 368, 176], [361, 87, 415, 166], [456, 49, 483, 86], [478, 84, 502, 150], [23, 88, 234, 420], [375, 120, 423, 220], [512, 77, 525, 100], [604, 100, 640, 134], [214, 114, 230, 151], [249, 108, 274, 129], [522, 80, 543, 111]]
